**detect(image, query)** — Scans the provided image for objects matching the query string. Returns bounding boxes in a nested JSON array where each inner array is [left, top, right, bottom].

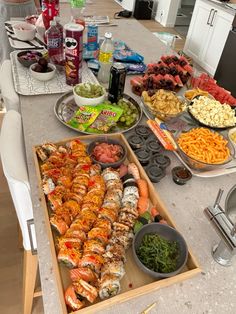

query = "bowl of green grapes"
[[73, 82, 106, 106]]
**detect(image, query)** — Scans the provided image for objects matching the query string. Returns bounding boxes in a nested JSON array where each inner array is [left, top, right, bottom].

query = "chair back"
[[0, 110, 37, 251], [0, 60, 20, 112]]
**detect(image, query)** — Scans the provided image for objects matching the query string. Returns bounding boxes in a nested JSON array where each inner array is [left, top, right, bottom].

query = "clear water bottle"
[[46, 19, 64, 65], [97, 32, 114, 84], [70, 0, 86, 27]]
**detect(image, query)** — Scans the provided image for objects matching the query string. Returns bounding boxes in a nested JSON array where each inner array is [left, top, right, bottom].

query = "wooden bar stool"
[[0, 110, 41, 314]]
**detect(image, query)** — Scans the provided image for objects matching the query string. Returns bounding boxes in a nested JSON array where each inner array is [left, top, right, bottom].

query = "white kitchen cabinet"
[[184, 0, 234, 76]]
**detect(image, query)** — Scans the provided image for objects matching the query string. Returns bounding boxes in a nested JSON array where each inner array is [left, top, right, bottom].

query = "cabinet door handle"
[[210, 10, 217, 27], [207, 9, 214, 25]]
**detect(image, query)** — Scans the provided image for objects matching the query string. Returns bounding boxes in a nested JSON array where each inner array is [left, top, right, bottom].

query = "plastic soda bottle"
[[97, 32, 114, 84], [70, 0, 86, 27], [46, 19, 64, 65], [42, 0, 60, 30]]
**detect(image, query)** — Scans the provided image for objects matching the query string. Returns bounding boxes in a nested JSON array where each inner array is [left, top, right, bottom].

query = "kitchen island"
[[20, 18, 236, 314]]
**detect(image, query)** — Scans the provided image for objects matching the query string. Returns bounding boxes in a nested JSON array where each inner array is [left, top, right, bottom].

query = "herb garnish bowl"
[[132, 223, 188, 279]]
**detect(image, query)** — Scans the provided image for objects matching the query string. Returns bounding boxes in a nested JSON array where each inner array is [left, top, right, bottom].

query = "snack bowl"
[[228, 127, 236, 155], [176, 127, 235, 171], [30, 63, 56, 81], [17, 50, 43, 68], [13, 22, 36, 41], [132, 223, 188, 279], [141, 92, 187, 122], [73, 83, 106, 106], [87, 138, 127, 169]]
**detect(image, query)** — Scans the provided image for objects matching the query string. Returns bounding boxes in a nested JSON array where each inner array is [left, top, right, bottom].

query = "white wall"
[[155, 0, 181, 27]]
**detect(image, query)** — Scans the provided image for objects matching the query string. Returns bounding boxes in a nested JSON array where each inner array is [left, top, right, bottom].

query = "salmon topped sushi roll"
[[65, 285, 85, 311], [73, 279, 98, 303], [83, 239, 106, 255], [70, 267, 98, 283], [78, 253, 104, 273]]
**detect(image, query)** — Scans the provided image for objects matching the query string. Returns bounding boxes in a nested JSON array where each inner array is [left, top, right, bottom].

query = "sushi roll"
[[83, 239, 106, 255], [102, 168, 120, 182], [123, 185, 139, 199], [122, 194, 138, 208], [58, 247, 82, 268], [50, 215, 69, 235], [128, 163, 140, 180], [87, 227, 110, 245], [99, 274, 121, 299], [103, 243, 126, 263], [119, 206, 139, 218], [89, 164, 102, 176], [118, 212, 137, 228], [78, 253, 104, 273], [98, 207, 118, 225], [73, 279, 98, 303], [94, 218, 112, 232], [70, 267, 98, 283], [101, 260, 125, 280], [64, 229, 87, 242], [64, 285, 85, 311]]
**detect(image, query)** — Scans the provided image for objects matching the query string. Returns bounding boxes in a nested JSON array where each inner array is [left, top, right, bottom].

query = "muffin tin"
[[127, 125, 171, 182]]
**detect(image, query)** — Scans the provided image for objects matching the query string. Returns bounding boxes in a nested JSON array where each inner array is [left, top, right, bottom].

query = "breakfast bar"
[[18, 17, 236, 314]]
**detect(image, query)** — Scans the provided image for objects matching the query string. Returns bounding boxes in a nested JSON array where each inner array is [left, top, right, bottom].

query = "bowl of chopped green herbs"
[[132, 223, 188, 278]]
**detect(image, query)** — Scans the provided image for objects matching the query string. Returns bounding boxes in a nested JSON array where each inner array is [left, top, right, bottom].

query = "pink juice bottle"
[[46, 19, 64, 65], [42, 0, 60, 30]]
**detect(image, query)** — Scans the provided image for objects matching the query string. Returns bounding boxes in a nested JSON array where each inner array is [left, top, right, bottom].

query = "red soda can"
[[64, 23, 84, 86]]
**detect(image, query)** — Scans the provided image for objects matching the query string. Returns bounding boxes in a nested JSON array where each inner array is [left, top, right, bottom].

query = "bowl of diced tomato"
[[87, 138, 127, 169]]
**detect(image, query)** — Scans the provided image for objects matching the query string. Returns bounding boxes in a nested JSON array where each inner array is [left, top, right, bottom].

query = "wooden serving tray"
[[33, 133, 201, 314]]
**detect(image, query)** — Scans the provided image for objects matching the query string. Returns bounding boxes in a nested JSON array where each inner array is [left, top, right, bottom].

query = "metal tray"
[[54, 91, 142, 134]]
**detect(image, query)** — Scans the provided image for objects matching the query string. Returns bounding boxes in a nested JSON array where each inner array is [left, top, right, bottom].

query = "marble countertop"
[[20, 18, 236, 314], [205, 0, 236, 14]]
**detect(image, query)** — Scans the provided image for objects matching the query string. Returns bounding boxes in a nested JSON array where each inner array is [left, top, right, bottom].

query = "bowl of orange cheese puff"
[[176, 127, 234, 171]]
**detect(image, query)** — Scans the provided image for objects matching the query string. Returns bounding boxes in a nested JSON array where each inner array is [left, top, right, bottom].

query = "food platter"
[[54, 91, 142, 134], [33, 134, 200, 314], [187, 104, 236, 130]]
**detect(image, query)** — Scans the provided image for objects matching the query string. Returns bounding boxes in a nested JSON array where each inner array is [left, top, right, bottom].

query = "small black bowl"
[[152, 154, 171, 169], [17, 50, 43, 68], [145, 164, 165, 183], [132, 223, 188, 279], [87, 137, 127, 169], [146, 137, 162, 154], [134, 125, 152, 139], [172, 166, 192, 185], [135, 148, 151, 166], [127, 134, 145, 150]]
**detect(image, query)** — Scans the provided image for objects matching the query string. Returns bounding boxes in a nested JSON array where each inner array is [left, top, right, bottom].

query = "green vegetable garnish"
[[136, 233, 179, 273]]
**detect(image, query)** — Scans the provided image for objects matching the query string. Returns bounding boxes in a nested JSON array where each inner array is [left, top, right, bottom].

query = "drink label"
[[48, 37, 62, 49], [99, 51, 113, 63]]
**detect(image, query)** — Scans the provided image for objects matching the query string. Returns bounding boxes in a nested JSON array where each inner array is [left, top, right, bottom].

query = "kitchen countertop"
[[205, 0, 236, 14], [20, 18, 236, 314]]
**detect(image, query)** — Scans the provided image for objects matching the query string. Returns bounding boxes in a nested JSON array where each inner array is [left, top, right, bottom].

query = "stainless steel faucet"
[[204, 189, 236, 266]]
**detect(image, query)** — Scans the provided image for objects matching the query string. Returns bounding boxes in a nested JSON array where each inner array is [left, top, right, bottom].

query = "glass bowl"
[[176, 127, 235, 171], [141, 92, 188, 122]]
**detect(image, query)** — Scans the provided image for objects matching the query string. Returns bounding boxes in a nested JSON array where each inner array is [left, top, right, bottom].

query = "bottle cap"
[[104, 32, 112, 39]]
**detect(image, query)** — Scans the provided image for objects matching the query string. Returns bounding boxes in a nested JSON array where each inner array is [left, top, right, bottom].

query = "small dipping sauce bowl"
[[172, 166, 192, 185]]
